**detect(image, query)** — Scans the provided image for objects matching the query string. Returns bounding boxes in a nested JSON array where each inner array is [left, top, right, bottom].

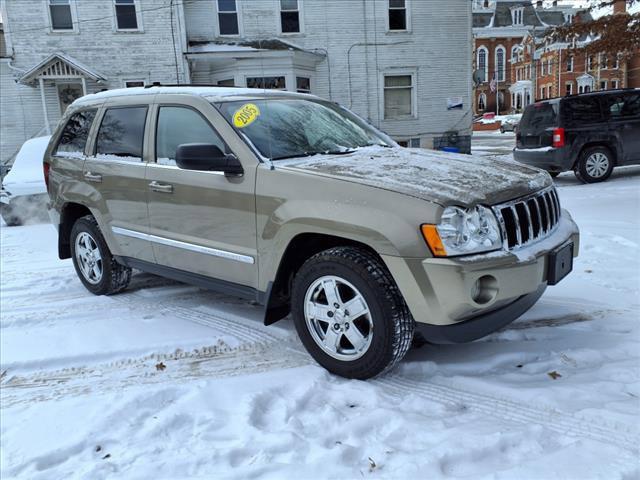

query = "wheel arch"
[[58, 202, 93, 259], [573, 142, 618, 170], [262, 232, 382, 326]]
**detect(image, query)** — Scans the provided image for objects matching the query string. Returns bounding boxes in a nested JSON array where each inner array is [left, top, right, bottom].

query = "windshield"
[[215, 98, 391, 160]]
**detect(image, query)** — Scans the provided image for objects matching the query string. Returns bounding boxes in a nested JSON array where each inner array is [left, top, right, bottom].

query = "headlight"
[[421, 205, 502, 257]]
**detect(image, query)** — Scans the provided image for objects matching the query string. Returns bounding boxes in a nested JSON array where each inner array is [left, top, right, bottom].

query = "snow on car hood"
[[276, 146, 552, 206]]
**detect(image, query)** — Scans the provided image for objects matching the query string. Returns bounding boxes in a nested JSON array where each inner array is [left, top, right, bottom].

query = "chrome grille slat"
[[510, 205, 522, 245], [494, 186, 561, 250], [522, 201, 534, 241]]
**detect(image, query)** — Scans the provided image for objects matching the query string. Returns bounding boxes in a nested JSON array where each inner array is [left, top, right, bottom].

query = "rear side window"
[[95, 107, 148, 161], [520, 102, 558, 130], [563, 97, 603, 126], [605, 93, 640, 119], [155, 106, 228, 166], [54, 109, 97, 158]]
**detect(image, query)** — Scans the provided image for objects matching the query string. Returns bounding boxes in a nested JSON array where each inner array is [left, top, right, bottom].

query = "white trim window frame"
[[511, 7, 524, 26], [540, 86, 545, 99], [541, 59, 546, 76], [216, 0, 241, 37], [478, 92, 487, 111], [113, 0, 143, 32], [381, 70, 417, 120], [565, 82, 573, 96], [47, 0, 79, 33], [600, 80, 607, 91], [387, 0, 411, 33], [495, 45, 506, 82], [567, 55, 574, 72], [279, 0, 303, 35], [124, 79, 146, 88], [477, 46, 488, 84], [611, 79, 619, 89]]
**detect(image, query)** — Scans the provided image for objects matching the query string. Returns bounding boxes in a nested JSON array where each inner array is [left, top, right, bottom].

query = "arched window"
[[478, 93, 487, 111], [496, 46, 506, 82], [477, 46, 488, 83]]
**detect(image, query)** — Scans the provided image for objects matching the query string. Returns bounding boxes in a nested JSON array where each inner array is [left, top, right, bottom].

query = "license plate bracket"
[[547, 243, 573, 286]]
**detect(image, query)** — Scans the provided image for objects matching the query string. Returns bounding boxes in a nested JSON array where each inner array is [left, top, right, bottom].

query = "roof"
[[19, 52, 106, 84], [493, 1, 543, 28], [473, 12, 493, 28], [73, 86, 321, 107], [537, 10, 566, 25], [188, 38, 315, 54]]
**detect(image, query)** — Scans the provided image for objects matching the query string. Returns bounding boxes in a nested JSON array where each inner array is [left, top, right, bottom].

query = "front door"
[[604, 92, 640, 164], [84, 101, 155, 263], [57, 83, 84, 115], [146, 99, 258, 289]]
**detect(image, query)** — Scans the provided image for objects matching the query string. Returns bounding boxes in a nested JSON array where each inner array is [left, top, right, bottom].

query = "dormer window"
[[512, 7, 524, 25]]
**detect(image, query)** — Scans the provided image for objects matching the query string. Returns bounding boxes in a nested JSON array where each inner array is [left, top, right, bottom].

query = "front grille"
[[494, 187, 561, 249]]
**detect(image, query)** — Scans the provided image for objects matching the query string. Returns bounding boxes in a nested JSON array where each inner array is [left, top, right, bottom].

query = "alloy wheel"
[[75, 232, 103, 285], [585, 152, 610, 178], [304, 275, 374, 361]]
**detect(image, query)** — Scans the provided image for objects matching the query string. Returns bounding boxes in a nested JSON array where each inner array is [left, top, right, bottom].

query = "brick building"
[[511, 0, 634, 107], [472, 0, 580, 115]]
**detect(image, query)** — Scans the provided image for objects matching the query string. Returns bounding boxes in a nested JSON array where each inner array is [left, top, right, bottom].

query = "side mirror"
[[175, 143, 243, 176]]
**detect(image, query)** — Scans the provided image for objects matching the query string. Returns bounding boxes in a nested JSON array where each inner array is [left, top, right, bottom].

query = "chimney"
[[613, 0, 626, 14]]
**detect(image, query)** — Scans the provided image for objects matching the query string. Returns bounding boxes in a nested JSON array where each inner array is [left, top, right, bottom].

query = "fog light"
[[471, 275, 499, 305]]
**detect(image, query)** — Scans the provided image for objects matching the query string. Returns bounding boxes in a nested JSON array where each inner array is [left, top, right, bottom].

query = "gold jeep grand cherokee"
[[45, 86, 579, 379]]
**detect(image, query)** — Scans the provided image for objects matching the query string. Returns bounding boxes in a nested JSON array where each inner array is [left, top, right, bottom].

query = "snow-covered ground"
[[1, 162, 639, 479]]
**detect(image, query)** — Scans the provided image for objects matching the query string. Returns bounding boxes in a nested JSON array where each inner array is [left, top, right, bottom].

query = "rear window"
[[604, 93, 640, 119], [563, 97, 603, 125], [520, 102, 558, 130], [95, 106, 148, 161], [54, 109, 97, 158]]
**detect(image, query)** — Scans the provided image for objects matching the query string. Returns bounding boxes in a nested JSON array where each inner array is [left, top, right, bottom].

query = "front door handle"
[[84, 172, 102, 183], [149, 181, 173, 193]]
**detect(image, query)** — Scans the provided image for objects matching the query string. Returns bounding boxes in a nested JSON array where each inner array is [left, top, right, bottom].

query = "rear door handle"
[[149, 181, 173, 193], [84, 172, 102, 183]]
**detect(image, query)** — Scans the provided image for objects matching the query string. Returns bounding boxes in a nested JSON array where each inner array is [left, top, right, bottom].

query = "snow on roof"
[[73, 86, 320, 106]]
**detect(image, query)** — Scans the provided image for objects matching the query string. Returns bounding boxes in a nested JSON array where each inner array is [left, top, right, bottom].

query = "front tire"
[[574, 147, 614, 183], [70, 215, 132, 295], [291, 247, 414, 379]]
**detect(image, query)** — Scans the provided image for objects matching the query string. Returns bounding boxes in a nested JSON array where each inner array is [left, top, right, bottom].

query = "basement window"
[[384, 74, 414, 118]]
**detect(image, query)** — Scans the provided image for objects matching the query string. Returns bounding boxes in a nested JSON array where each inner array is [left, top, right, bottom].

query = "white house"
[[0, 0, 473, 167]]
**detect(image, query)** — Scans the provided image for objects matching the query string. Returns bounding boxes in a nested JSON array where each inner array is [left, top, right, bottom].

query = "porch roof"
[[18, 52, 107, 85]]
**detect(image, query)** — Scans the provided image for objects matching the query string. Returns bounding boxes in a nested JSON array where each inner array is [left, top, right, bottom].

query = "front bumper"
[[382, 210, 579, 338]]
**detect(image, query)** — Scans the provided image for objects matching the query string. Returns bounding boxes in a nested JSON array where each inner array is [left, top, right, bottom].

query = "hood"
[[276, 146, 551, 206]]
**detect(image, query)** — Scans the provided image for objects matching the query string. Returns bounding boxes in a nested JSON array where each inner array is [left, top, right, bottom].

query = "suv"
[[45, 86, 580, 379], [514, 89, 640, 183]]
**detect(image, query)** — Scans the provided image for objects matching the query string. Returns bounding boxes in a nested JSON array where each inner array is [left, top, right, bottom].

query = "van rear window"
[[520, 103, 558, 130]]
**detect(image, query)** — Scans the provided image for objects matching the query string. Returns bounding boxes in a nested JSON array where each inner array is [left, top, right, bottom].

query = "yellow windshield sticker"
[[233, 103, 260, 128]]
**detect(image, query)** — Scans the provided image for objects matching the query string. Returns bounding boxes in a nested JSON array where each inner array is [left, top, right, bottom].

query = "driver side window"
[[155, 106, 228, 165]]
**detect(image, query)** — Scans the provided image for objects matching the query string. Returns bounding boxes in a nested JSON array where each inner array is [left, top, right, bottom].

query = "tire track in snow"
[[0, 340, 310, 408], [377, 375, 640, 459]]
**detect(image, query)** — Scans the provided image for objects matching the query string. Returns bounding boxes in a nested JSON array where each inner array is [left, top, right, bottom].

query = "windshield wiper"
[[272, 149, 357, 161]]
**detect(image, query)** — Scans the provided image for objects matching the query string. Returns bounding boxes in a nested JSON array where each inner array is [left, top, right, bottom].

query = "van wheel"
[[575, 147, 614, 183], [70, 215, 131, 295], [291, 247, 414, 380]]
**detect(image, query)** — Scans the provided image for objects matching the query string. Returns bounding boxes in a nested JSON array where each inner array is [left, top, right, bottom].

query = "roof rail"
[[143, 82, 245, 89]]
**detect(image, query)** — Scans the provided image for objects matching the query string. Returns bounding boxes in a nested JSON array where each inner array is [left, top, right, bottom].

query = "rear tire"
[[574, 147, 614, 184], [70, 215, 131, 295], [291, 247, 414, 379]]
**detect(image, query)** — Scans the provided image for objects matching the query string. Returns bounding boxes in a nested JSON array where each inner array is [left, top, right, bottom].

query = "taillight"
[[552, 128, 565, 148], [43, 162, 50, 193]]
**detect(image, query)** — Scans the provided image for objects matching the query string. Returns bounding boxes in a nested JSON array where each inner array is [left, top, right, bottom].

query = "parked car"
[[1, 136, 51, 226], [500, 114, 521, 133], [45, 86, 579, 379], [514, 89, 640, 182]]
